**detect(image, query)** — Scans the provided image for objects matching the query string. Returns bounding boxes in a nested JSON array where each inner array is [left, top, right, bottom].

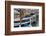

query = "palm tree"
[[20, 9, 24, 27]]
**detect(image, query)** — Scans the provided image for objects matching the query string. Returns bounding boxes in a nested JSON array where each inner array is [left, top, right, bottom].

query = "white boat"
[[14, 14, 38, 26]]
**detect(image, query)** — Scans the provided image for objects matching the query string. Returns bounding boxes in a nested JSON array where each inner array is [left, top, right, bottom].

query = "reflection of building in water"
[[14, 8, 39, 27]]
